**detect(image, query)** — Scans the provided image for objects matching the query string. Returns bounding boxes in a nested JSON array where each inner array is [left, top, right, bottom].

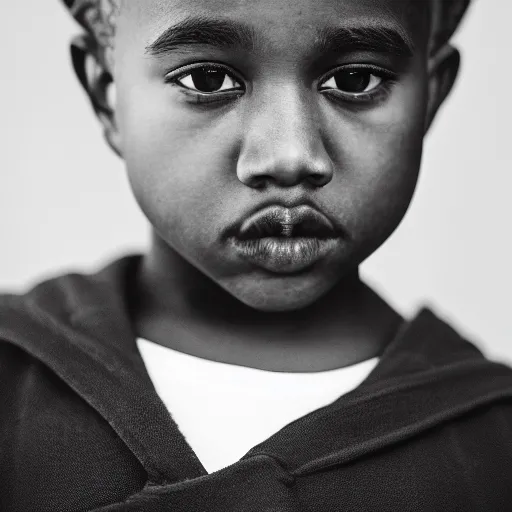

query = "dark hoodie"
[[0, 255, 511, 512]]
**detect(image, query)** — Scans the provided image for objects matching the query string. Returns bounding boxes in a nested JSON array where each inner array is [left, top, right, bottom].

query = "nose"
[[236, 85, 334, 189]]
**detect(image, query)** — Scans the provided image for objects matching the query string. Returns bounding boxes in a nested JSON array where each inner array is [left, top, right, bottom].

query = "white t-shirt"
[[137, 337, 379, 473]]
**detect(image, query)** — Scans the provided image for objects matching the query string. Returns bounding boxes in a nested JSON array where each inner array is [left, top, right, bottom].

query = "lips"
[[227, 203, 343, 274], [235, 204, 338, 241]]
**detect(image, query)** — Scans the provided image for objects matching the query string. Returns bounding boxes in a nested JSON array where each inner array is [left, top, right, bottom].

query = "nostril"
[[250, 175, 269, 189], [307, 172, 330, 187]]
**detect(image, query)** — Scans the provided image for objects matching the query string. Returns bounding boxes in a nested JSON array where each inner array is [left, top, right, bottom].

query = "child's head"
[[63, 0, 470, 312]]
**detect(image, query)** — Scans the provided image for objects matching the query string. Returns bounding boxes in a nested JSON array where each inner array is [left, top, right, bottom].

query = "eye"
[[176, 67, 242, 94], [320, 69, 384, 94]]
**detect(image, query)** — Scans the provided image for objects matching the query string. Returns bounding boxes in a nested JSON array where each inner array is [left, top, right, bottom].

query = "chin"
[[221, 273, 335, 313]]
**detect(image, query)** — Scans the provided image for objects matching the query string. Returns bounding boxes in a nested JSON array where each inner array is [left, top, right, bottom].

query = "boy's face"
[[104, 0, 450, 312]]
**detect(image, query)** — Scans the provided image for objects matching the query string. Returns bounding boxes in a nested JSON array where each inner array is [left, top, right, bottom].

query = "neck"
[[133, 234, 403, 372]]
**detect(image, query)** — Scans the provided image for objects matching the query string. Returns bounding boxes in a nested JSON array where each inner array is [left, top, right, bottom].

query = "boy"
[[1, 0, 512, 510]]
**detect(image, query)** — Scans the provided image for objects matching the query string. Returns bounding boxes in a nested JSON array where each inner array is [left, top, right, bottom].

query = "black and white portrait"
[[1, 1, 511, 510]]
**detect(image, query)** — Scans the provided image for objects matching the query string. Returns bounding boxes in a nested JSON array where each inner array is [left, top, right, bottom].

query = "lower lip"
[[228, 236, 340, 274]]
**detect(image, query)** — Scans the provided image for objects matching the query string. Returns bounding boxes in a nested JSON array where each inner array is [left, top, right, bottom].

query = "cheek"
[[351, 125, 422, 247], [327, 78, 427, 251], [116, 84, 240, 249]]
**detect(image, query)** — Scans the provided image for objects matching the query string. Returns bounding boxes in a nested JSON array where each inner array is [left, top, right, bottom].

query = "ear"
[[424, 44, 461, 133], [70, 35, 122, 157]]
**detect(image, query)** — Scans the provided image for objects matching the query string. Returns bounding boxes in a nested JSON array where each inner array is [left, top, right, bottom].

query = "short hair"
[[62, 0, 471, 57], [62, 0, 119, 50]]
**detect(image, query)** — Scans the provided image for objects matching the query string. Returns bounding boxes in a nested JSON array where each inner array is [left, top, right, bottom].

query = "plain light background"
[[1, 1, 510, 364]]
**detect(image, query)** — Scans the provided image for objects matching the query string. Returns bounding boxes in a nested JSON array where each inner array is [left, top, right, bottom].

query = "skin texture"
[[72, 0, 461, 371], [66, 0, 470, 60]]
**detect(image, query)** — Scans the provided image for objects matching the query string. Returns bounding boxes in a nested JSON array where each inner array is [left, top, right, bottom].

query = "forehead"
[[117, 0, 430, 52]]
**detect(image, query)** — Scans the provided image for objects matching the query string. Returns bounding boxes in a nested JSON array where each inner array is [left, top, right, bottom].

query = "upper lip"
[[233, 204, 339, 240]]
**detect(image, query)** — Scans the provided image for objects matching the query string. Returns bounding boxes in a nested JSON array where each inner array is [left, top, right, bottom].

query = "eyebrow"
[[145, 16, 415, 59], [145, 16, 256, 55], [316, 25, 415, 59]]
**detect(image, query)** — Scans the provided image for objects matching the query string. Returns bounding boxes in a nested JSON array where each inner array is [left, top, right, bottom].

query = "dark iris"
[[333, 71, 371, 93], [190, 68, 227, 93]]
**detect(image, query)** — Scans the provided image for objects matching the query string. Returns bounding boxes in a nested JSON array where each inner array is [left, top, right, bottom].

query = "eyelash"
[[319, 64, 398, 105], [164, 62, 397, 106], [165, 63, 245, 104]]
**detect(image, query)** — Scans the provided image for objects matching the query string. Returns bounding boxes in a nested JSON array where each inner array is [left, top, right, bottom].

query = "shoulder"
[[0, 253, 141, 336], [0, 337, 147, 511], [0, 258, 147, 510], [0, 255, 141, 415]]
